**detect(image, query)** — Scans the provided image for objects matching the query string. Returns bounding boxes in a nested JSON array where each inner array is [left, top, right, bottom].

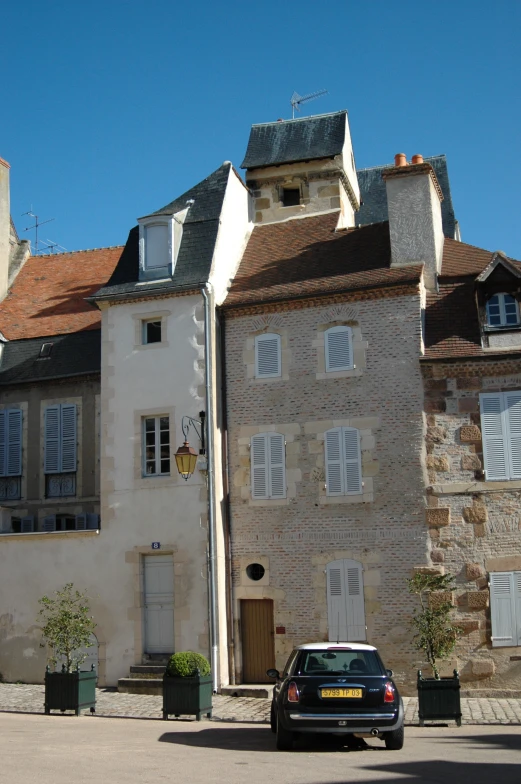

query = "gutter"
[[86, 282, 204, 307], [201, 284, 219, 692]]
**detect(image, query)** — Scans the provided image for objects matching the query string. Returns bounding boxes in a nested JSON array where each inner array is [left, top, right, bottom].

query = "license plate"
[[321, 688, 362, 698]]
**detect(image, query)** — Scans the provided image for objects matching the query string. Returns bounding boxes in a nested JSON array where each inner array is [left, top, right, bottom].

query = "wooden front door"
[[241, 599, 275, 683], [144, 555, 175, 654]]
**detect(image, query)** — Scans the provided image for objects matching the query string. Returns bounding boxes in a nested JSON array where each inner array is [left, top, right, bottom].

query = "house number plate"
[[151, 542, 161, 550]]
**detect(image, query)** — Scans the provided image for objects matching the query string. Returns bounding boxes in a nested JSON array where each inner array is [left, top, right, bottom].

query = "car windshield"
[[298, 649, 382, 676]]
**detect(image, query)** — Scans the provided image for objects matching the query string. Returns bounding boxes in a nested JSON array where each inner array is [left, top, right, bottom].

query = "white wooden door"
[[327, 559, 366, 642], [144, 555, 175, 654]]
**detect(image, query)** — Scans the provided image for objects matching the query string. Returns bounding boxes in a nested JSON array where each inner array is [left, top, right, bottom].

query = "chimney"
[[0, 157, 10, 301], [383, 153, 444, 291]]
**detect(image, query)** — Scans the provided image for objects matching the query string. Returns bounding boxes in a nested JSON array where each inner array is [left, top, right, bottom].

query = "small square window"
[[282, 188, 300, 207], [142, 320, 162, 345]]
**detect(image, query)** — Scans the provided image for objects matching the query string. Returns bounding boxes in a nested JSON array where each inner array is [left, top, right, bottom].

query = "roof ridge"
[[29, 245, 124, 258], [445, 236, 519, 262], [357, 154, 446, 174], [249, 110, 346, 128]]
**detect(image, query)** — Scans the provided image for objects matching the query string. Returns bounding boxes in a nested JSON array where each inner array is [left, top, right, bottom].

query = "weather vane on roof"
[[290, 89, 328, 119]]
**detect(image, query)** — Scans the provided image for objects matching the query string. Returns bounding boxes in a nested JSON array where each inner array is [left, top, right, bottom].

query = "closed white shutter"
[[0, 409, 22, 477], [255, 334, 281, 378], [325, 326, 353, 372], [327, 559, 366, 642], [44, 405, 61, 473], [344, 427, 362, 494], [251, 433, 286, 499], [480, 394, 508, 480], [490, 571, 516, 647], [60, 404, 77, 473], [43, 514, 56, 532], [505, 392, 521, 479], [251, 434, 268, 499], [515, 572, 521, 647], [325, 428, 344, 495], [268, 433, 286, 499]]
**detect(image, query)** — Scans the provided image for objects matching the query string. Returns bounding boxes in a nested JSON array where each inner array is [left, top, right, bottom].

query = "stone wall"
[[224, 290, 429, 691], [423, 357, 521, 688]]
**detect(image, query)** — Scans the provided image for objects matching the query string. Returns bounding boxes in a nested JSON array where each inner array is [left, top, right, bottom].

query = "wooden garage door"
[[241, 599, 275, 683]]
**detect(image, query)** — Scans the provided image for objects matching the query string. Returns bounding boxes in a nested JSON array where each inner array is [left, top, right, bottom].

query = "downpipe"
[[201, 284, 219, 692]]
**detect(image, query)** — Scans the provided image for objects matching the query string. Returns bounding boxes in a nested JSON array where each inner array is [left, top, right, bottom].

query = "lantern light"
[[174, 412, 206, 480]]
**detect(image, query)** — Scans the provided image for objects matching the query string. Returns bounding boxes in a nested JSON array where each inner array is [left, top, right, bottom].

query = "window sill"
[[484, 325, 521, 332], [248, 498, 289, 507], [0, 529, 100, 541], [135, 341, 170, 351], [319, 493, 373, 505], [316, 369, 362, 380], [431, 479, 521, 495]]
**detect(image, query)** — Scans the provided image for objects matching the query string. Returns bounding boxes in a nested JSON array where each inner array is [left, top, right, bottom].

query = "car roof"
[[295, 642, 377, 652]]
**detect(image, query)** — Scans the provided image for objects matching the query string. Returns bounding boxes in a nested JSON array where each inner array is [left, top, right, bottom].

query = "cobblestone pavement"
[[1, 683, 521, 724]]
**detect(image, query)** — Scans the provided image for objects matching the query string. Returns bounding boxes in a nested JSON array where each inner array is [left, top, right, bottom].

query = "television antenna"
[[22, 209, 55, 254], [39, 239, 67, 254], [290, 89, 328, 119]]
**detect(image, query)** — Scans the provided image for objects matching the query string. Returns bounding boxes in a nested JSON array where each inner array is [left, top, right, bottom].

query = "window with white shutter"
[[0, 409, 22, 477], [325, 427, 362, 496], [327, 559, 366, 642], [254, 334, 281, 378], [325, 326, 353, 372], [490, 571, 521, 647], [44, 404, 77, 474], [480, 392, 521, 480], [251, 432, 286, 499]]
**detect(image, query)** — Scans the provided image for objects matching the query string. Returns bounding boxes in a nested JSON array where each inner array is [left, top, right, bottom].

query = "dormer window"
[[282, 188, 300, 207], [486, 293, 520, 328], [145, 223, 169, 270]]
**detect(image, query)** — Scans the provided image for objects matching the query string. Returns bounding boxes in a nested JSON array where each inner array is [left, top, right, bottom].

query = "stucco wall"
[[224, 291, 428, 691]]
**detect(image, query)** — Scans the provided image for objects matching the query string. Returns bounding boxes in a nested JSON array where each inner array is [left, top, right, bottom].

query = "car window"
[[298, 650, 382, 676], [283, 650, 299, 677]]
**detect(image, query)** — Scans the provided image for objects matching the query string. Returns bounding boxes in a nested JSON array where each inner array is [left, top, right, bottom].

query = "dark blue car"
[[267, 642, 404, 751]]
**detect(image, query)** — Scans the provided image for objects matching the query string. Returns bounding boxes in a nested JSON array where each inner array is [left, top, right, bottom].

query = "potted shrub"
[[407, 572, 462, 726], [38, 583, 97, 715], [163, 652, 212, 721]]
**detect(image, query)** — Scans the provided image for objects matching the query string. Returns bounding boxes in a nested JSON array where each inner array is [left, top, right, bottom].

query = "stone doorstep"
[[129, 665, 166, 679], [220, 684, 274, 699], [117, 678, 163, 695]]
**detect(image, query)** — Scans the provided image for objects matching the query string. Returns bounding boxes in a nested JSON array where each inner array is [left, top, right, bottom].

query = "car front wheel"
[[276, 715, 295, 751], [383, 723, 404, 750]]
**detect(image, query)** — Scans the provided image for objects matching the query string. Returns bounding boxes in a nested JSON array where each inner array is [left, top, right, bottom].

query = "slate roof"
[[424, 239, 521, 360], [0, 330, 101, 385], [356, 155, 457, 240], [93, 163, 236, 301], [241, 112, 347, 170], [223, 213, 422, 308], [0, 246, 123, 340]]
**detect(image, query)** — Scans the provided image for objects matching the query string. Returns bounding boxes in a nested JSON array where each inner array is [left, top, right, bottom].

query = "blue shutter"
[[43, 514, 56, 532], [7, 409, 22, 477], [60, 404, 77, 473], [44, 406, 61, 473], [20, 516, 34, 533], [0, 411, 6, 477], [75, 513, 87, 531]]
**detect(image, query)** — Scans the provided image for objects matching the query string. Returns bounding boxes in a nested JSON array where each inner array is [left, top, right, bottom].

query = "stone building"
[[423, 246, 521, 689]]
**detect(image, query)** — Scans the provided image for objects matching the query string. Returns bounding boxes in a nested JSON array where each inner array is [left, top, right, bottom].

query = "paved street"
[[2, 682, 521, 725], [1, 712, 520, 784]]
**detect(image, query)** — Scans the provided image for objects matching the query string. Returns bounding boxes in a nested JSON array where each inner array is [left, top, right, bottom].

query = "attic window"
[[486, 293, 520, 328], [145, 223, 169, 269], [39, 342, 53, 359], [282, 188, 300, 207]]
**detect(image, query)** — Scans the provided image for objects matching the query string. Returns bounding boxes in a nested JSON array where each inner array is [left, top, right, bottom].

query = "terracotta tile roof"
[[0, 246, 123, 340], [224, 213, 422, 308], [424, 240, 521, 359]]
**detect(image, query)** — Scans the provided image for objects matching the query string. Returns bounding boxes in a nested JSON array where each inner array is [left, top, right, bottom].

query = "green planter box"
[[163, 674, 212, 721], [44, 667, 97, 716], [417, 669, 461, 726]]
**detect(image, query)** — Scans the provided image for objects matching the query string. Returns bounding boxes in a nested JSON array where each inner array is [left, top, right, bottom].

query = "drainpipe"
[[201, 284, 219, 692]]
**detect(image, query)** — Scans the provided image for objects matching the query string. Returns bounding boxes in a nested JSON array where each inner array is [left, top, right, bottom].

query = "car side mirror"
[[266, 668, 280, 679], [386, 669, 394, 678]]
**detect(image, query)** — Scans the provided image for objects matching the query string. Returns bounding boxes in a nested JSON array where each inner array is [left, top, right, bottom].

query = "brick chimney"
[[0, 157, 10, 301], [382, 154, 444, 291]]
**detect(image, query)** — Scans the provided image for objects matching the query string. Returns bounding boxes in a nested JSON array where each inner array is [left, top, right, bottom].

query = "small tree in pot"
[[407, 572, 462, 725], [38, 583, 97, 715], [163, 652, 212, 721]]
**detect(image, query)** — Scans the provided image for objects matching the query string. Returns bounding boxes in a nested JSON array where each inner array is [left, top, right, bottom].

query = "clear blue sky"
[[3, 0, 520, 257]]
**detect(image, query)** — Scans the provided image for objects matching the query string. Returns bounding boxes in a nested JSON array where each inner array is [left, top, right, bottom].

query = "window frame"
[[142, 415, 171, 478], [324, 326, 354, 372], [281, 187, 300, 207], [142, 319, 163, 345], [486, 293, 520, 328], [254, 333, 282, 379]]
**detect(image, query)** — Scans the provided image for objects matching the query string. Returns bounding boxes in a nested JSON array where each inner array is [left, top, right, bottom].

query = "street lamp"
[[174, 412, 206, 481]]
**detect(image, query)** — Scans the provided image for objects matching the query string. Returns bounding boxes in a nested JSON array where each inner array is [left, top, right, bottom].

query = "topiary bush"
[[165, 651, 211, 678]]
